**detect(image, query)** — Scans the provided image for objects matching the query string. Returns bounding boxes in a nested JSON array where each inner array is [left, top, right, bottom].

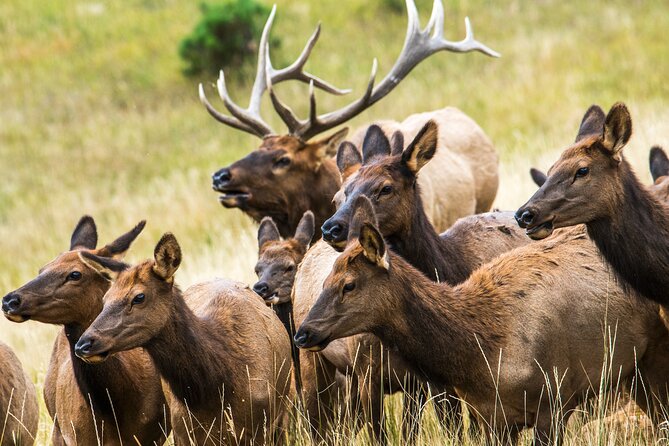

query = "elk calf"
[[516, 103, 669, 306], [2, 216, 169, 446], [75, 233, 293, 445], [297, 197, 669, 445], [0, 342, 38, 446]]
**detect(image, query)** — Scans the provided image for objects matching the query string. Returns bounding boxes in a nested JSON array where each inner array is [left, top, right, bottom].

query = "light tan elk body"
[[0, 342, 38, 446], [75, 234, 292, 445], [296, 198, 669, 445], [205, 0, 499, 238], [1, 217, 169, 446]]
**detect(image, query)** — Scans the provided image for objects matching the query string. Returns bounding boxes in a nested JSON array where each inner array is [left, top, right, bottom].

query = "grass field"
[[1, 0, 669, 444]]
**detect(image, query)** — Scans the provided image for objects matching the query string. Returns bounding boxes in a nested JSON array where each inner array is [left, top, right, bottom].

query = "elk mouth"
[[3, 312, 29, 323], [525, 218, 555, 240], [78, 351, 110, 364], [295, 330, 331, 352], [263, 293, 280, 306], [214, 188, 252, 208]]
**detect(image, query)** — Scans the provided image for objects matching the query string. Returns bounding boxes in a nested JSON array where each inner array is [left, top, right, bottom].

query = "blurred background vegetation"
[[1, 0, 668, 442]]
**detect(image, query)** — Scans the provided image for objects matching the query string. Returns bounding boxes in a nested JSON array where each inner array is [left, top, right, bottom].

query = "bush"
[[179, 0, 274, 77]]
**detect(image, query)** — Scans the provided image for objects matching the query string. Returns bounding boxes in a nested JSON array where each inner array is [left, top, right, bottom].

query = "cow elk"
[[297, 197, 669, 445], [74, 233, 293, 445], [202, 0, 500, 238], [2, 216, 169, 446], [253, 210, 315, 394], [516, 103, 669, 306], [0, 342, 38, 446]]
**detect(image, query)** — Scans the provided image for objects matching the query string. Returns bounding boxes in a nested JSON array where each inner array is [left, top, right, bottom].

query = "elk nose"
[[321, 220, 346, 244], [74, 338, 94, 358], [1, 293, 21, 313], [253, 282, 269, 297], [293, 330, 310, 348], [212, 168, 232, 188], [515, 209, 536, 228]]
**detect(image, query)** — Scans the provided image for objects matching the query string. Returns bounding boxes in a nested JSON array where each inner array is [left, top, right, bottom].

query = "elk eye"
[[274, 157, 291, 168], [132, 293, 145, 305], [380, 185, 393, 196], [285, 265, 295, 273], [67, 271, 82, 281], [343, 282, 356, 294], [575, 167, 589, 179]]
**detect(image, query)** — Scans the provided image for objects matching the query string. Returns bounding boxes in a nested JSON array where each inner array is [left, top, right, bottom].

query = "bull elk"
[[201, 0, 500, 238], [0, 341, 38, 446], [74, 233, 293, 445], [1, 216, 169, 445], [296, 197, 669, 445], [516, 103, 669, 306]]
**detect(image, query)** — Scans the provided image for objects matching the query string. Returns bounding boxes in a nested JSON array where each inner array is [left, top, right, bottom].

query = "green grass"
[[1, 0, 669, 444]]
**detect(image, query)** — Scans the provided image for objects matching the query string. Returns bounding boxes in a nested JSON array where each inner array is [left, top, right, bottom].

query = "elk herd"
[[2, 1, 669, 445]]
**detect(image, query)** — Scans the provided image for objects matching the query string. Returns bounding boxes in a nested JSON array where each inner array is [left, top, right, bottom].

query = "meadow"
[[1, 0, 669, 443]]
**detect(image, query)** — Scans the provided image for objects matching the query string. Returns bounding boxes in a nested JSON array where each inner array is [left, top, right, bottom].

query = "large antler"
[[199, 5, 350, 138], [269, 0, 500, 141]]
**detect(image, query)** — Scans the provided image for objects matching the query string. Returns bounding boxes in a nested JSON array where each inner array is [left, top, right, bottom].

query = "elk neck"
[[587, 159, 669, 305], [144, 287, 241, 409]]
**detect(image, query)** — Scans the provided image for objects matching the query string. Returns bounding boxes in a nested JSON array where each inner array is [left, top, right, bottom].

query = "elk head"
[[295, 196, 389, 351], [201, 1, 498, 237], [74, 233, 181, 364], [516, 103, 633, 239], [2, 216, 144, 326], [322, 121, 438, 250], [253, 211, 315, 305]]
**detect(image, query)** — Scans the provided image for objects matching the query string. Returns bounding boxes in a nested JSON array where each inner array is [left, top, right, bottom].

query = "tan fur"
[[300, 225, 669, 445], [0, 342, 38, 446], [349, 107, 498, 229]]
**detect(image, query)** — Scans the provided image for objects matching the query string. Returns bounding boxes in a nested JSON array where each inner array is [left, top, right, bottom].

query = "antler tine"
[[284, 0, 500, 140], [198, 84, 258, 135], [266, 67, 302, 133], [217, 71, 274, 136]]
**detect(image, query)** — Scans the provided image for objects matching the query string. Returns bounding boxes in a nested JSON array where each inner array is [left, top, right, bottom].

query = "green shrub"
[[179, 0, 274, 77]]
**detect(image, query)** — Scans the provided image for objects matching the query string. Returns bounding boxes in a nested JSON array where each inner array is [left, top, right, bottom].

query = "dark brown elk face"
[[253, 211, 314, 305], [516, 103, 632, 239], [211, 131, 347, 228], [295, 197, 389, 351], [74, 233, 181, 364], [2, 216, 144, 326], [322, 121, 437, 250]]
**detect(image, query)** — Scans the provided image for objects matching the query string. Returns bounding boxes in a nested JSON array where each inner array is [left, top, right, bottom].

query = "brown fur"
[[517, 103, 669, 305], [76, 234, 292, 445], [213, 108, 497, 238], [1, 217, 168, 445], [0, 342, 38, 446], [297, 217, 669, 445]]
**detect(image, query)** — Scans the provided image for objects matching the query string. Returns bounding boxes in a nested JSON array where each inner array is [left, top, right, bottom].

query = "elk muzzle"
[[211, 167, 251, 208], [74, 335, 111, 364], [514, 206, 555, 240], [252, 281, 279, 305], [1, 293, 29, 322], [294, 325, 331, 352], [321, 218, 348, 251]]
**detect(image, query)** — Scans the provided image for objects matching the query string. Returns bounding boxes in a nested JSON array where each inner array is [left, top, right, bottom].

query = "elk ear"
[[529, 168, 547, 187], [362, 125, 391, 164], [79, 251, 128, 280], [153, 233, 182, 281], [602, 102, 632, 162], [294, 211, 315, 249], [390, 131, 404, 156], [314, 127, 349, 159], [258, 217, 281, 252], [348, 195, 378, 242], [401, 120, 438, 175], [575, 105, 606, 143], [336, 141, 362, 180], [70, 216, 98, 250], [96, 220, 146, 259], [650, 146, 669, 182], [358, 223, 389, 270]]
